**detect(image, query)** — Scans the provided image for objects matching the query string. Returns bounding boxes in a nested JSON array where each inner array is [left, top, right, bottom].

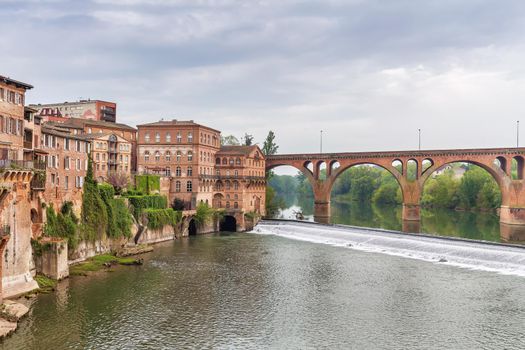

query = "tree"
[[262, 131, 278, 156], [221, 135, 240, 146], [243, 133, 254, 146], [107, 172, 130, 195], [81, 155, 109, 240]]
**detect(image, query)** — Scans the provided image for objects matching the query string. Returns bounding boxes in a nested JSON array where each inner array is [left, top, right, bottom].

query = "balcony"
[[0, 159, 46, 172], [23, 141, 33, 150], [108, 148, 117, 154], [30, 173, 46, 191]]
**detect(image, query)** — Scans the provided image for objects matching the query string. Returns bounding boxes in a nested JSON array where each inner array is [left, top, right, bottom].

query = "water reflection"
[[277, 198, 524, 244]]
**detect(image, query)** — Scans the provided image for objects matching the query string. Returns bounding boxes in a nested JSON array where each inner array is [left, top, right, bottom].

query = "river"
[[2, 226, 525, 349], [276, 199, 521, 244]]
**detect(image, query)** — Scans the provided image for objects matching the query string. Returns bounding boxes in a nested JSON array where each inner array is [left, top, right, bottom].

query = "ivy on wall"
[[128, 195, 168, 220], [143, 208, 182, 230], [135, 175, 160, 194]]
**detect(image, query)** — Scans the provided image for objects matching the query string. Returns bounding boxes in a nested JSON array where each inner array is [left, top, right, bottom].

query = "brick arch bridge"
[[266, 147, 525, 237]]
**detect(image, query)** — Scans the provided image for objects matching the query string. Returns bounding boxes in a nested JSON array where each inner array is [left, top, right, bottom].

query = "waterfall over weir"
[[253, 220, 525, 277]]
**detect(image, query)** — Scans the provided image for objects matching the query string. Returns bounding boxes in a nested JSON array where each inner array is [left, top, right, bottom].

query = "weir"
[[266, 147, 525, 233], [255, 220, 525, 277]]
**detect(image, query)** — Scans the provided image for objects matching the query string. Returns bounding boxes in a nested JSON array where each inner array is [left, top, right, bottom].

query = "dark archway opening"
[[220, 215, 237, 232], [188, 219, 197, 236]]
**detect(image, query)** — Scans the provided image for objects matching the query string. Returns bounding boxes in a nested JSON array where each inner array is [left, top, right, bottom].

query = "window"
[[155, 132, 160, 143], [234, 194, 238, 200], [65, 176, 69, 190], [234, 170, 238, 177], [64, 139, 70, 150], [165, 151, 171, 161], [177, 132, 182, 143], [96, 153, 100, 161], [176, 151, 181, 162], [155, 151, 160, 162], [222, 158, 227, 165], [176, 166, 181, 177], [234, 202, 238, 209], [226, 181, 230, 190], [188, 132, 193, 143], [145, 133, 150, 143], [216, 158, 221, 165], [144, 151, 150, 162], [226, 201, 230, 208], [188, 151, 193, 161], [64, 157, 70, 170], [234, 181, 239, 190], [186, 181, 192, 192], [236, 157, 241, 165], [187, 166, 193, 176], [229, 158, 234, 166], [166, 133, 171, 143], [175, 181, 181, 192]]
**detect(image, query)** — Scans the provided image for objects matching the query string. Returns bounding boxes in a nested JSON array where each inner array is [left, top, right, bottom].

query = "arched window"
[[187, 166, 193, 176], [144, 151, 150, 162], [233, 181, 239, 190], [176, 151, 181, 162], [155, 132, 160, 143], [155, 151, 160, 162], [188, 132, 193, 143], [234, 170, 238, 177], [229, 158, 234, 166], [175, 181, 181, 192], [188, 151, 193, 161], [225, 181, 231, 190], [165, 151, 171, 161], [236, 157, 241, 165], [166, 133, 171, 143], [216, 158, 221, 165], [222, 158, 227, 165], [226, 201, 230, 208], [234, 194, 238, 200], [186, 181, 192, 192], [177, 132, 182, 143], [234, 202, 238, 209], [144, 133, 150, 143], [176, 166, 181, 177]]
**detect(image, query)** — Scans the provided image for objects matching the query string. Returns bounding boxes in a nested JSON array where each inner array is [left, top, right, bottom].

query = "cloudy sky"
[[2, 0, 525, 154]]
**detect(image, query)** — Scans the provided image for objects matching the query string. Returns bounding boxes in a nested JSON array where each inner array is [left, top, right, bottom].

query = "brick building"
[[0, 76, 33, 161], [137, 119, 266, 230], [39, 125, 91, 213], [213, 146, 266, 215], [29, 99, 117, 123], [46, 118, 137, 171], [137, 120, 221, 207], [83, 133, 132, 182]]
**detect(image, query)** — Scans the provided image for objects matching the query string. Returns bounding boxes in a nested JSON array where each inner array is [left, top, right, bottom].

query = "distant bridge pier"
[[313, 200, 331, 224]]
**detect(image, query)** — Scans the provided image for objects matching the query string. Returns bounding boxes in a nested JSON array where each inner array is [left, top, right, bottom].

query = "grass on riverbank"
[[34, 275, 57, 293], [70, 254, 142, 276]]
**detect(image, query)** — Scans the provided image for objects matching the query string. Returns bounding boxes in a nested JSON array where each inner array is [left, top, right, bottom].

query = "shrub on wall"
[[43, 204, 79, 249], [108, 198, 133, 238], [128, 195, 168, 219], [135, 175, 160, 194], [143, 208, 182, 230], [81, 156, 109, 241]]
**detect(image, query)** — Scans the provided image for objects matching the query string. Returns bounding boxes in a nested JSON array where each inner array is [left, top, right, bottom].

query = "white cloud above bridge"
[[2, 0, 525, 154]]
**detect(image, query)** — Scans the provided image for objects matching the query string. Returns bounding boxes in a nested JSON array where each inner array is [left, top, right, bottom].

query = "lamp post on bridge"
[[418, 128, 421, 151], [517, 120, 520, 148], [320, 130, 323, 154]]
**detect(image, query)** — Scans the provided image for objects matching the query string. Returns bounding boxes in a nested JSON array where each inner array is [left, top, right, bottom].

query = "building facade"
[[137, 120, 221, 207], [86, 133, 132, 182], [30, 100, 117, 123], [0, 76, 33, 161], [39, 125, 91, 214]]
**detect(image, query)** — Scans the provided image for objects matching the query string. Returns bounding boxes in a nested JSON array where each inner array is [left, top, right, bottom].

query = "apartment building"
[[85, 133, 132, 182], [30, 100, 117, 123], [0, 76, 33, 161]]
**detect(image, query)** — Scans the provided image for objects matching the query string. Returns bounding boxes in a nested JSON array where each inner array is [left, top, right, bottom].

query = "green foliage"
[[194, 202, 214, 226], [221, 135, 240, 146], [144, 208, 182, 230], [265, 186, 285, 217], [43, 204, 79, 249], [128, 195, 168, 219], [35, 274, 57, 293], [81, 155, 109, 241], [421, 170, 459, 209], [135, 175, 160, 194], [98, 183, 115, 201], [262, 130, 278, 156], [108, 198, 133, 238], [70, 254, 142, 276], [243, 133, 254, 146]]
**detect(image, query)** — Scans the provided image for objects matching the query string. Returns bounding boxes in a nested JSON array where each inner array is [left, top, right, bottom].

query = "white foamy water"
[[252, 220, 525, 277]]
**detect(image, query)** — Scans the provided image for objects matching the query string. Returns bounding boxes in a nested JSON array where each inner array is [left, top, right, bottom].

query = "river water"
[[277, 200, 520, 244], [2, 225, 525, 350]]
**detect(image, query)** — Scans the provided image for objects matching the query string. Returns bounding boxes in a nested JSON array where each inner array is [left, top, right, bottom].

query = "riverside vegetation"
[[267, 163, 502, 216]]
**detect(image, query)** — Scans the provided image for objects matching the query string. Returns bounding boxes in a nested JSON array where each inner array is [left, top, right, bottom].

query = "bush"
[[194, 202, 214, 226], [171, 198, 190, 211], [128, 195, 168, 219], [136, 175, 160, 194], [143, 208, 182, 230]]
